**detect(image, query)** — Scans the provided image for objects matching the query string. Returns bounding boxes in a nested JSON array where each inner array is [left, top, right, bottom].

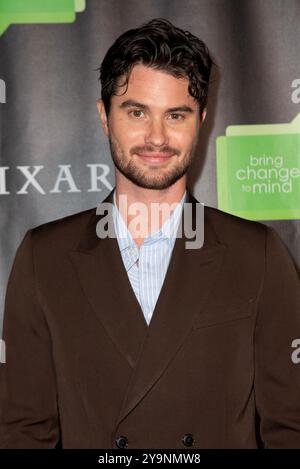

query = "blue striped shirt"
[[112, 189, 187, 325]]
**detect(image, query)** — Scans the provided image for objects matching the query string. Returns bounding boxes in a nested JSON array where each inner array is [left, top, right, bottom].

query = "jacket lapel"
[[69, 187, 227, 427], [69, 189, 149, 370], [115, 191, 226, 427]]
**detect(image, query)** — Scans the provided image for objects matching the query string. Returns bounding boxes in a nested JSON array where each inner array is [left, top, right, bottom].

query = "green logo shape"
[[216, 113, 300, 221], [0, 0, 86, 36]]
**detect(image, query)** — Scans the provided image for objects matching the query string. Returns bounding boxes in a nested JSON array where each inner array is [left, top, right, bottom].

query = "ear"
[[96, 99, 109, 136]]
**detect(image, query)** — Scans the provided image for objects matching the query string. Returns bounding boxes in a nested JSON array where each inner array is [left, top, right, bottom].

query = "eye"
[[129, 109, 144, 118], [168, 113, 185, 121]]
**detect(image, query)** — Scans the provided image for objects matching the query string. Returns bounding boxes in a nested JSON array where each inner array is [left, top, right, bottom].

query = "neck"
[[114, 173, 187, 246]]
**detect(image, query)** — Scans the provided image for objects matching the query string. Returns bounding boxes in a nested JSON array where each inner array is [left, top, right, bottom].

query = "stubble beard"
[[108, 132, 197, 190]]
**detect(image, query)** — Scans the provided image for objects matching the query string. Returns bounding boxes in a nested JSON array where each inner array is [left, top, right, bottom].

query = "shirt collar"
[[112, 188, 187, 250]]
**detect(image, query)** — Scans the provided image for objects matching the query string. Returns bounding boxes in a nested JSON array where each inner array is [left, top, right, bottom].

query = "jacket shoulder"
[[203, 204, 268, 246], [29, 205, 98, 251]]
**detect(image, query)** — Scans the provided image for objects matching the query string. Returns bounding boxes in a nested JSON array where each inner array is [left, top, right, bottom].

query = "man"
[[1, 18, 300, 449]]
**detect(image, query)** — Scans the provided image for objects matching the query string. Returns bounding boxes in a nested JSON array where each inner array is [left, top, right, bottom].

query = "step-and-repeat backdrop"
[[1, 0, 300, 334]]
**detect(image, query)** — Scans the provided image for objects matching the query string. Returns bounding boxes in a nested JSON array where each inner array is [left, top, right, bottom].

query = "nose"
[[144, 118, 169, 147]]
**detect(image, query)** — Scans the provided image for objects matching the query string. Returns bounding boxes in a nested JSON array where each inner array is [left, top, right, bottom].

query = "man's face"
[[97, 64, 206, 190]]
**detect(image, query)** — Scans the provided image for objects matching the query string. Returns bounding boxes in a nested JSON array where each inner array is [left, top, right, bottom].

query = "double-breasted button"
[[115, 435, 128, 449], [182, 433, 194, 447]]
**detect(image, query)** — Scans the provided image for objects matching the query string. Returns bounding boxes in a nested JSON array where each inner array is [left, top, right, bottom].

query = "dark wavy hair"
[[98, 18, 214, 119]]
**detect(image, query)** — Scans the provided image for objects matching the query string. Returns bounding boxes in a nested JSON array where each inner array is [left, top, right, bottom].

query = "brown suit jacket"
[[1, 187, 300, 449]]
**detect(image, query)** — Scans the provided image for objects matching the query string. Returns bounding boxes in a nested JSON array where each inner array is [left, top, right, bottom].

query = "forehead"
[[113, 64, 197, 109]]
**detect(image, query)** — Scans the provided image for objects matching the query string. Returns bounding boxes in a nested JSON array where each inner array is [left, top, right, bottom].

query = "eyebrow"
[[119, 99, 195, 114]]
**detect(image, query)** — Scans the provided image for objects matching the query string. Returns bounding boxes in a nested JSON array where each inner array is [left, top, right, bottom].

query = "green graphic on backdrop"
[[216, 113, 300, 220], [0, 0, 86, 36]]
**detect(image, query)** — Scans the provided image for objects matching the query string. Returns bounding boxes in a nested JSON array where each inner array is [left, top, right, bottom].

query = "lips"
[[137, 153, 173, 158], [135, 152, 175, 163]]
